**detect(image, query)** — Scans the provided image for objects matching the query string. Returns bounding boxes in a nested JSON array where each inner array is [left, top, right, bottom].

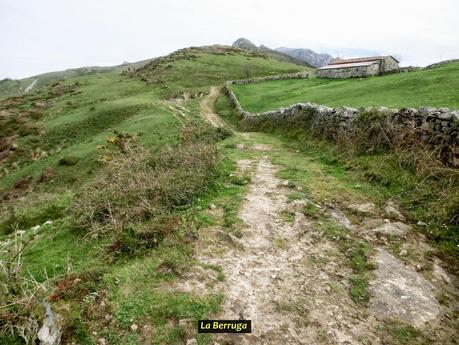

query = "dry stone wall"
[[224, 80, 459, 166], [228, 71, 310, 85]]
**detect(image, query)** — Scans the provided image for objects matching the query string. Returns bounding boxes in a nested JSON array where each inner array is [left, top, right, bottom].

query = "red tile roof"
[[329, 56, 399, 65]]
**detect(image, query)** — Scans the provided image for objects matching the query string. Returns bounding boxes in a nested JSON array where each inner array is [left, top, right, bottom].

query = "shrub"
[[73, 127, 220, 237], [58, 156, 79, 166], [0, 235, 49, 344]]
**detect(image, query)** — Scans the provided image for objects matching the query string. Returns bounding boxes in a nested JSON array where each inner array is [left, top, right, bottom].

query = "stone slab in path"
[[369, 248, 440, 328]]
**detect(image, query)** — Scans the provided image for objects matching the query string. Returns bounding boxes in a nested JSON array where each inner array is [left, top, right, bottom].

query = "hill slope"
[[230, 60, 459, 112], [0, 58, 156, 100], [134, 45, 309, 98], [0, 46, 310, 345]]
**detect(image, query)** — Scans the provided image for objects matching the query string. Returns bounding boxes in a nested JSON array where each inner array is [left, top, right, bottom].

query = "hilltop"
[[232, 37, 333, 67], [276, 47, 333, 68], [232, 38, 314, 67]]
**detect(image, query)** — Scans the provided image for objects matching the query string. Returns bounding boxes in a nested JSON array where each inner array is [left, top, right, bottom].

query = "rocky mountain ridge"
[[232, 38, 333, 68], [276, 47, 333, 68]]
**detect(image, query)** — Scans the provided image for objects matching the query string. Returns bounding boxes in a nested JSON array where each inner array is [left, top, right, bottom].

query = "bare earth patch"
[[199, 87, 226, 128], [182, 159, 387, 344]]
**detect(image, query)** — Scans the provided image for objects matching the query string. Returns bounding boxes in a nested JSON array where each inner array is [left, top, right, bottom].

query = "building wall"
[[316, 63, 380, 78], [381, 57, 399, 72]]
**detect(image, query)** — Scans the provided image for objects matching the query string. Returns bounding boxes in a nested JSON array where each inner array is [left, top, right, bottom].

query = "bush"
[[58, 156, 79, 166], [73, 127, 220, 236], [0, 236, 49, 344]]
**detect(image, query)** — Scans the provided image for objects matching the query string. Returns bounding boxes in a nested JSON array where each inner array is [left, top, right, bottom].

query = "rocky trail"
[[176, 89, 459, 344], [199, 86, 226, 128]]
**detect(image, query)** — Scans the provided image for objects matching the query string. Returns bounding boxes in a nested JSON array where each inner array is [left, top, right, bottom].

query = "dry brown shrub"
[[73, 128, 220, 237], [0, 233, 50, 344]]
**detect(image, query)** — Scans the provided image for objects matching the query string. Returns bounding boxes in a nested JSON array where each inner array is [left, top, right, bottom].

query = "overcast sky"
[[1, 0, 458, 79]]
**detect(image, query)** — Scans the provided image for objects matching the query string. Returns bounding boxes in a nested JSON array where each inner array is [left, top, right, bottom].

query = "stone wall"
[[316, 63, 380, 79], [224, 82, 459, 166], [228, 71, 310, 85]]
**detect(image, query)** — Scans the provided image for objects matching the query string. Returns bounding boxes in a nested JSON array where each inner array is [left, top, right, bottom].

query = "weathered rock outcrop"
[[370, 249, 440, 327], [232, 38, 258, 51], [276, 47, 333, 68], [231, 38, 313, 67]]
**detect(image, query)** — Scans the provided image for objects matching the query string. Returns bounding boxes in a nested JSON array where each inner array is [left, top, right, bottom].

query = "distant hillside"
[[135, 45, 309, 97], [0, 58, 156, 99], [232, 38, 313, 68], [276, 47, 333, 68]]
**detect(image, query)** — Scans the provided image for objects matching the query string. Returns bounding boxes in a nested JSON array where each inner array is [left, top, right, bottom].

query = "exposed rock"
[[432, 261, 451, 284], [186, 339, 197, 345], [329, 209, 354, 230], [370, 249, 440, 328], [130, 324, 138, 331], [231, 38, 312, 67], [276, 47, 333, 68], [372, 222, 411, 237], [417, 221, 428, 227], [232, 38, 258, 50], [348, 202, 376, 214], [37, 303, 62, 345], [287, 199, 307, 213], [384, 201, 405, 220]]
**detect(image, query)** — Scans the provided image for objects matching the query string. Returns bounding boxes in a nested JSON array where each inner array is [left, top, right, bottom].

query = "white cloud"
[[0, 0, 458, 78]]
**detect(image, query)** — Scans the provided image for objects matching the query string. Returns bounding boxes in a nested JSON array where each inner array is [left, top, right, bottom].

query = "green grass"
[[136, 46, 308, 98], [227, 99, 458, 266], [231, 61, 459, 112], [377, 320, 431, 344], [0, 47, 310, 344]]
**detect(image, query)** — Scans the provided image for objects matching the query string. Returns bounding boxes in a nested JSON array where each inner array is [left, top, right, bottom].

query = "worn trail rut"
[[198, 158, 372, 344], [177, 88, 459, 344], [199, 86, 226, 128]]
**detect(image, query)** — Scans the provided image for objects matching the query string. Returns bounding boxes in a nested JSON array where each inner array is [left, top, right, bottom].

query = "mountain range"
[[232, 38, 333, 68]]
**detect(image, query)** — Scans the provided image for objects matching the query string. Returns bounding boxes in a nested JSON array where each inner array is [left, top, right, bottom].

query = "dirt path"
[[190, 156, 380, 344], [24, 78, 38, 93], [184, 89, 459, 344], [199, 86, 226, 128]]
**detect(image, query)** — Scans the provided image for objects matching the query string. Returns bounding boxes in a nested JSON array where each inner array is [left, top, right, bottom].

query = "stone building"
[[316, 56, 399, 78]]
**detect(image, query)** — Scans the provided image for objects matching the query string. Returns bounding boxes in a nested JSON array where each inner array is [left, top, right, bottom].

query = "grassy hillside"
[[231, 61, 459, 112], [0, 47, 307, 345], [0, 58, 156, 100], [134, 45, 308, 98]]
